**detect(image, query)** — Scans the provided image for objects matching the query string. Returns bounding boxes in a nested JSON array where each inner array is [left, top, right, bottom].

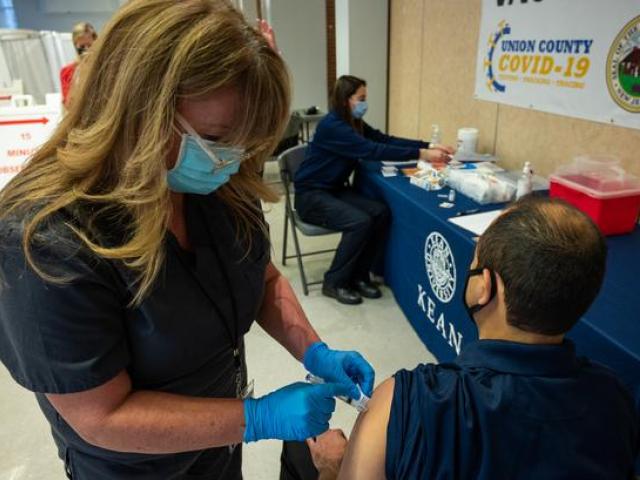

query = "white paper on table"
[[381, 160, 418, 166], [448, 209, 504, 236]]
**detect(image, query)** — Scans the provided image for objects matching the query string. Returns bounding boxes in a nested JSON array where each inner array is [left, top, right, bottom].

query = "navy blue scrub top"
[[387, 340, 639, 479], [0, 193, 269, 479], [293, 110, 429, 195]]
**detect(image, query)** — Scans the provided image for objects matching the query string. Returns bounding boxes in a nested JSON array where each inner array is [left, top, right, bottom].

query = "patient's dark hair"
[[477, 196, 607, 335], [330, 75, 366, 131]]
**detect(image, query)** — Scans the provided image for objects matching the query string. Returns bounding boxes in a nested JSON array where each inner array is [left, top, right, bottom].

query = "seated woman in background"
[[294, 75, 454, 305], [60, 22, 97, 106]]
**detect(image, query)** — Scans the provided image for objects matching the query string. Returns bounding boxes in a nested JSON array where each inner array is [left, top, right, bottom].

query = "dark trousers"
[[280, 441, 318, 480], [61, 444, 242, 479], [295, 188, 390, 289]]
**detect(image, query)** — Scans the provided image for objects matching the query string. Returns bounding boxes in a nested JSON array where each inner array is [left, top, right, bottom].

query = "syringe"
[[305, 373, 370, 412]]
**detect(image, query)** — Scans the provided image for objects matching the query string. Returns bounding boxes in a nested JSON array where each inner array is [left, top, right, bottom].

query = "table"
[[355, 161, 640, 414], [293, 109, 325, 143]]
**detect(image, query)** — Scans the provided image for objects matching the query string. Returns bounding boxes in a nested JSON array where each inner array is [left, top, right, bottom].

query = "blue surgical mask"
[[167, 114, 245, 195], [351, 100, 368, 119]]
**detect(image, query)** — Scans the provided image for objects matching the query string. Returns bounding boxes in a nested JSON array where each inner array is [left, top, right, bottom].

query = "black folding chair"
[[263, 113, 303, 185], [278, 144, 338, 295]]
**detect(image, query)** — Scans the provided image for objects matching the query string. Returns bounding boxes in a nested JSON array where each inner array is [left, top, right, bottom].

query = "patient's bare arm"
[[336, 378, 394, 480], [308, 378, 395, 480]]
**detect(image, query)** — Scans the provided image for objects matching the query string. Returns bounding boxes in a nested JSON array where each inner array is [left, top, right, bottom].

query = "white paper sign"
[[475, 0, 640, 130], [0, 107, 61, 190]]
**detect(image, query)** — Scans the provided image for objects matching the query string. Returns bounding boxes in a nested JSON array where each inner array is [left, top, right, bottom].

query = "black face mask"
[[76, 46, 88, 56], [463, 267, 497, 323]]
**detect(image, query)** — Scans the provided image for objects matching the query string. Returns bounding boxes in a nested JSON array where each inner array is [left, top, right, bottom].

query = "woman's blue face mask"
[[351, 100, 368, 119], [167, 113, 245, 195]]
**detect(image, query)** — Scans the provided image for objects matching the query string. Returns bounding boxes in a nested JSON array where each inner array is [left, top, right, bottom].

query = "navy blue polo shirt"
[[387, 340, 638, 479], [294, 111, 429, 194]]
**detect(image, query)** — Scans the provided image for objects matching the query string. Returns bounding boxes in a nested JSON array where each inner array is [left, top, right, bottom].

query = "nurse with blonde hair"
[[0, 1, 374, 478]]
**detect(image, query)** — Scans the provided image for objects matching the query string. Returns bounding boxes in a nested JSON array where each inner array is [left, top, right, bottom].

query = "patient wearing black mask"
[[284, 196, 639, 480]]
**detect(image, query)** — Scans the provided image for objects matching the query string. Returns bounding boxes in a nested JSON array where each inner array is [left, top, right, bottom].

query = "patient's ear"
[[478, 268, 505, 307], [478, 268, 493, 305]]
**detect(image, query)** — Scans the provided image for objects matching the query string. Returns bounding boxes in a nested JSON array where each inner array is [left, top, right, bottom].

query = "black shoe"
[[322, 285, 363, 305], [354, 280, 382, 299]]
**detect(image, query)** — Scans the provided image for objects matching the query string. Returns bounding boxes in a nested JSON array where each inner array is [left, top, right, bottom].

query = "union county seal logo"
[[484, 20, 511, 93], [424, 232, 456, 303], [607, 15, 640, 113]]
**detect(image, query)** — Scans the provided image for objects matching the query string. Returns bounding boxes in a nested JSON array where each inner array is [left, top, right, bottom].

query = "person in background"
[[301, 197, 639, 479], [60, 21, 97, 106], [294, 75, 455, 305], [0, 1, 374, 478]]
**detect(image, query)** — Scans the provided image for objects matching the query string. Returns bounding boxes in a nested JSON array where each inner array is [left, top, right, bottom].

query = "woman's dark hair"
[[330, 75, 366, 131], [477, 196, 607, 335]]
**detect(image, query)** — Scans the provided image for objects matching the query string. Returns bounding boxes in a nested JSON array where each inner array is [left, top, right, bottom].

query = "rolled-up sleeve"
[[0, 231, 129, 394]]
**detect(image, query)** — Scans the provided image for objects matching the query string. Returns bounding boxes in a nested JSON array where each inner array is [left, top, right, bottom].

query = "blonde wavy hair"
[[71, 21, 97, 44], [0, 0, 290, 304]]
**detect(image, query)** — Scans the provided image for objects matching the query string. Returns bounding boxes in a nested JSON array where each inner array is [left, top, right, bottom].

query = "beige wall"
[[388, 0, 640, 177]]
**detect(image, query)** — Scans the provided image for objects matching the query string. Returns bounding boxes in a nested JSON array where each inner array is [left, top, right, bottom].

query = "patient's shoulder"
[[370, 377, 395, 407], [393, 362, 462, 397], [337, 378, 395, 480]]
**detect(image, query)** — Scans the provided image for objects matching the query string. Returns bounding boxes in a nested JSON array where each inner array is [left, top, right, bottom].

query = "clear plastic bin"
[[549, 156, 640, 235]]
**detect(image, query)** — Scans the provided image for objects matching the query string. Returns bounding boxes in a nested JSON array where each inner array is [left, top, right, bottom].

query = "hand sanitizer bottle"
[[430, 124, 442, 145], [516, 161, 533, 200]]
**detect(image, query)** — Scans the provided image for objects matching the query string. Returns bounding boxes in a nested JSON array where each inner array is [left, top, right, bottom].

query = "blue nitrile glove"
[[303, 342, 375, 399], [243, 381, 350, 442]]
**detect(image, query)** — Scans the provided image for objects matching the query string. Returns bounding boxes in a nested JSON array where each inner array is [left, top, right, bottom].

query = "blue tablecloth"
[[355, 161, 640, 413]]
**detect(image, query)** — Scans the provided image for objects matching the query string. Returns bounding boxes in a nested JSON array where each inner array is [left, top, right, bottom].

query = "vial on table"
[[516, 161, 533, 200]]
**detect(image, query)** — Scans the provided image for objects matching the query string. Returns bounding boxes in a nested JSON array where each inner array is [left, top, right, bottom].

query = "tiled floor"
[[0, 162, 436, 480]]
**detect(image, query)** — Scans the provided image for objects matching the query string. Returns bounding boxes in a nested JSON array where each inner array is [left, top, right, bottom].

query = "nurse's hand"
[[243, 381, 349, 442], [257, 19, 278, 53], [430, 143, 456, 155], [419, 148, 451, 163], [303, 342, 375, 399]]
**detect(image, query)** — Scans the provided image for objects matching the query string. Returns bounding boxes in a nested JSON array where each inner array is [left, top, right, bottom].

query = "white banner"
[[475, 0, 640, 130]]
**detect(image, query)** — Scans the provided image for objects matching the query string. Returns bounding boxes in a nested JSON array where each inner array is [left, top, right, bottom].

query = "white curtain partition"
[[0, 28, 75, 104], [40, 31, 75, 93], [39, 31, 61, 93], [0, 40, 11, 87]]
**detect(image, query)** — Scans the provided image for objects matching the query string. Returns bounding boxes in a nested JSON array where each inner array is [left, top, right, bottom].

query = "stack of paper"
[[381, 166, 398, 177], [448, 210, 503, 236]]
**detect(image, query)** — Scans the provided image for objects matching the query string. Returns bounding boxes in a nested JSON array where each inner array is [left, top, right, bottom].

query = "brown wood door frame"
[[326, 0, 336, 105]]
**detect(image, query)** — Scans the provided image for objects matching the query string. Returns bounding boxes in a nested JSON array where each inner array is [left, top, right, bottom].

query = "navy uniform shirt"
[[0, 193, 270, 479], [294, 110, 430, 194], [387, 340, 639, 479]]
